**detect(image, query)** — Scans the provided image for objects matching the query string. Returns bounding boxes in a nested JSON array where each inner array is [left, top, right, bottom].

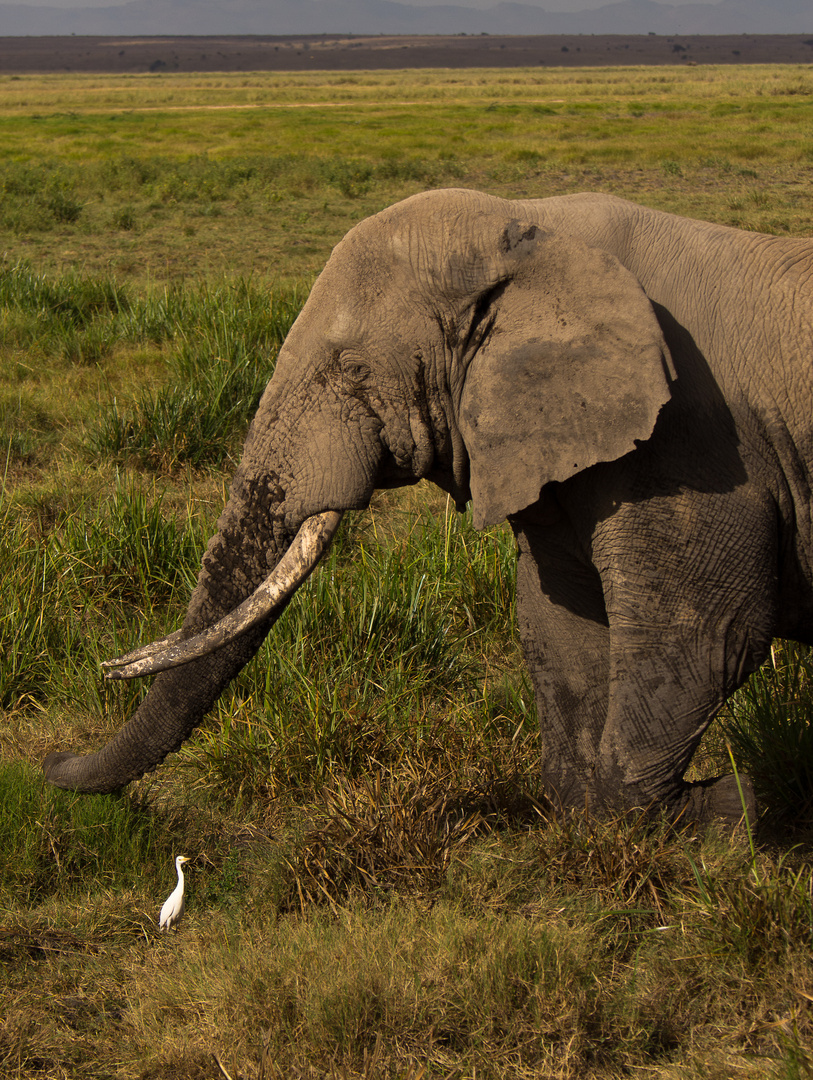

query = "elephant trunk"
[[43, 509, 342, 794], [43, 627, 272, 793]]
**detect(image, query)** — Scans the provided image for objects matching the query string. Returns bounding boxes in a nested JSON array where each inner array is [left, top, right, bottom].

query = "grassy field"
[[2, 62, 813, 1079], [2, 64, 813, 285]]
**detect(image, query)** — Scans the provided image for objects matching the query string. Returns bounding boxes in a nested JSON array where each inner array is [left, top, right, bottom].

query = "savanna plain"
[[2, 59, 813, 1080]]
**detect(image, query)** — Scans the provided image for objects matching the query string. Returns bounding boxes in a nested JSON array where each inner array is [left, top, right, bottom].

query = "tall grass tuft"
[[92, 279, 303, 471], [0, 510, 76, 711], [0, 479, 207, 712], [718, 642, 813, 828], [0, 261, 130, 326], [0, 260, 130, 364], [56, 483, 204, 606]]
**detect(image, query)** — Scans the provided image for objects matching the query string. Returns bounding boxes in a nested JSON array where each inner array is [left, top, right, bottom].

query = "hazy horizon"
[[0, 0, 741, 12], [1, 0, 809, 39]]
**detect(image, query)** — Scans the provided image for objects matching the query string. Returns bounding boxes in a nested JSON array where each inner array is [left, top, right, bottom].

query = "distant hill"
[[0, 0, 810, 37]]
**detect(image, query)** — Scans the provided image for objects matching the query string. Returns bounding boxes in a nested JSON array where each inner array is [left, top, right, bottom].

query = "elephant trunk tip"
[[42, 750, 124, 794], [43, 750, 76, 787]]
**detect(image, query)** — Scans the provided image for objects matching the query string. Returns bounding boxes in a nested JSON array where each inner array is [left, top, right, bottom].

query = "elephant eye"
[[342, 359, 371, 383]]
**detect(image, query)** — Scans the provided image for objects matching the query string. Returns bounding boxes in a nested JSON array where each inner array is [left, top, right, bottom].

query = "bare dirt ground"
[[0, 33, 812, 74]]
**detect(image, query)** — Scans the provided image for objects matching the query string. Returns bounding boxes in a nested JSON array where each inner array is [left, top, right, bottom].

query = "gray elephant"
[[44, 188, 813, 823]]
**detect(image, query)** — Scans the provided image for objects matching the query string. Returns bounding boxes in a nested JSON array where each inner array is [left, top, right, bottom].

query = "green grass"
[[90, 277, 302, 471], [0, 760, 175, 903], [0, 479, 203, 713], [1, 65, 812, 286], [2, 62, 813, 1080], [714, 643, 813, 828]]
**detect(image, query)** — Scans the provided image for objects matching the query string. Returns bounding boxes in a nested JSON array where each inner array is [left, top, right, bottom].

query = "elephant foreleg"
[[512, 501, 611, 810]]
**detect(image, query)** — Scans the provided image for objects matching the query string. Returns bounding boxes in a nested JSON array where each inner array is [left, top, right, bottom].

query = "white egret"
[[159, 855, 189, 930]]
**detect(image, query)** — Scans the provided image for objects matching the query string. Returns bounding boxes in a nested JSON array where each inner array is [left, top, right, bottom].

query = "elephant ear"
[[458, 224, 674, 529]]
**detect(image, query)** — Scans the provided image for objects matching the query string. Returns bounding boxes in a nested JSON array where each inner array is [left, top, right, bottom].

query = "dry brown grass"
[[3, 780, 813, 1078]]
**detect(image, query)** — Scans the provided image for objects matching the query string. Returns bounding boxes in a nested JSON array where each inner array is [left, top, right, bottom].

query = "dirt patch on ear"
[[499, 221, 542, 256]]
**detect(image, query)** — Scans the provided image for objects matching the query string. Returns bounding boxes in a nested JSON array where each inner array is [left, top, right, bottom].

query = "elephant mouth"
[[102, 510, 343, 680]]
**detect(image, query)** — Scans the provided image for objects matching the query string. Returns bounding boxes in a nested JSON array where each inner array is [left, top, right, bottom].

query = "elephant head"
[[44, 188, 672, 798]]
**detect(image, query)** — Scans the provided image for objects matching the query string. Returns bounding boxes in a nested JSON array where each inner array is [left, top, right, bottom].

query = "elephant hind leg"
[[594, 488, 778, 822], [512, 507, 611, 811], [596, 617, 770, 823]]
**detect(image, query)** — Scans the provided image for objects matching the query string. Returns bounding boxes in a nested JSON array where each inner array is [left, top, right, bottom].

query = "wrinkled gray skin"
[[45, 188, 813, 823]]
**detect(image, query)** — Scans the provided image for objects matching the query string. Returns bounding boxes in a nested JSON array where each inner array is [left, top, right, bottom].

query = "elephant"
[[44, 187, 813, 824]]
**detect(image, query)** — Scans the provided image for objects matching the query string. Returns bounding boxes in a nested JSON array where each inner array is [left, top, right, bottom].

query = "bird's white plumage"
[[159, 855, 189, 930]]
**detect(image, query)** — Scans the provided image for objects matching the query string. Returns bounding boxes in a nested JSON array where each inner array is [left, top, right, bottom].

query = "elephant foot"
[[679, 774, 757, 828], [539, 769, 757, 828]]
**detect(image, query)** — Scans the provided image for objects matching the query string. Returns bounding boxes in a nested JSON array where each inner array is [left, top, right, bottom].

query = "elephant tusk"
[[101, 627, 187, 668], [102, 510, 343, 680]]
